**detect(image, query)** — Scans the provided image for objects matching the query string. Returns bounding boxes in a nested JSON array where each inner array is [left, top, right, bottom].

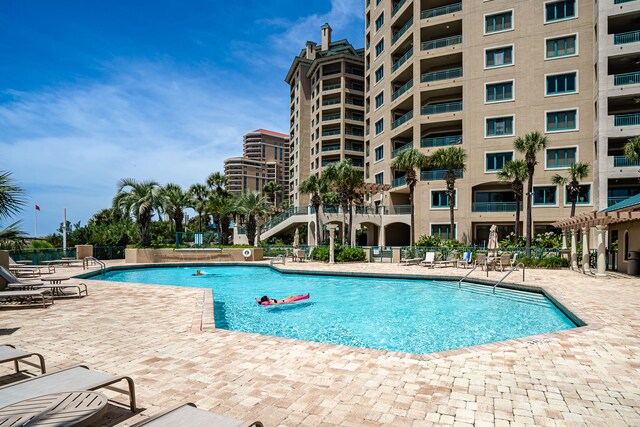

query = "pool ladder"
[[83, 256, 106, 274], [458, 265, 479, 288], [493, 262, 526, 294]]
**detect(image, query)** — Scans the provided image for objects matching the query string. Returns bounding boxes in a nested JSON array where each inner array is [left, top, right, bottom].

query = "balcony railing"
[[614, 30, 640, 45], [345, 129, 365, 136], [347, 83, 365, 91], [385, 204, 411, 215], [421, 67, 462, 83], [322, 114, 341, 121], [420, 135, 462, 147], [346, 98, 365, 106], [472, 202, 522, 212], [421, 169, 463, 180], [421, 101, 462, 115], [614, 0, 636, 3], [323, 84, 341, 91], [392, 17, 414, 45], [322, 145, 341, 152], [321, 160, 339, 167], [421, 2, 462, 19], [345, 114, 364, 122], [391, 176, 407, 188], [323, 99, 341, 106], [391, 80, 414, 101], [614, 71, 640, 86], [392, 110, 414, 129], [322, 129, 341, 136], [392, 0, 408, 16], [345, 145, 365, 152], [421, 35, 462, 51], [614, 113, 640, 126], [391, 143, 412, 158], [392, 48, 413, 73], [613, 156, 640, 167]]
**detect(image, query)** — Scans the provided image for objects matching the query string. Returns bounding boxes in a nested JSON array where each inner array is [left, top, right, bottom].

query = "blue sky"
[[0, 0, 364, 236]]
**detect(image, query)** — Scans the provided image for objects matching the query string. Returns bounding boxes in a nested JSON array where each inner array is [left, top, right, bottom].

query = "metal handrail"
[[83, 256, 106, 273], [458, 265, 479, 288], [493, 262, 525, 293]]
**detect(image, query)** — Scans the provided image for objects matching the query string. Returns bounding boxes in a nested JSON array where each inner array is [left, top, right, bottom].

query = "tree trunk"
[[198, 210, 202, 232], [447, 173, 456, 240], [315, 203, 321, 246], [175, 209, 184, 233], [246, 215, 256, 245], [514, 195, 520, 239], [409, 183, 415, 246], [139, 210, 151, 246], [570, 201, 576, 218], [348, 198, 354, 247], [215, 217, 222, 245], [526, 168, 534, 256], [341, 203, 347, 245]]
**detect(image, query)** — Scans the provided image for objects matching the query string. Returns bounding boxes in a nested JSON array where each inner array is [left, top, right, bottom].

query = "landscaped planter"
[[125, 247, 264, 263]]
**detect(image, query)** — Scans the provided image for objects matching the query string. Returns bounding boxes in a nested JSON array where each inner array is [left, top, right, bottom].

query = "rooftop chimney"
[[321, 23, 332, 51], [306, 41, 317, 60]]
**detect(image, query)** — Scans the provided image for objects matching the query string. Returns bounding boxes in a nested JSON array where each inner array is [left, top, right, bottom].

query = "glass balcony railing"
[[322, 145, 341, 152], [472, 202, 522, 212], [613, 156, 640, 167], [420, 135, 462, 148], [345, 145, 365, 152], [321, 160, 339, 167], [347, 83, 365, 91], [323, 83, 341, 91], [392, 110, 414, 129], [614, 30, 640, 45], [321, 129, 341, 136], [345, 114, 364, 122], [392, 17, 414, 45], [421, 2, 462, 19], [421, 169, 463, 181], [614, 71, 640, 86], [385, 205, 411, 215], [421, 35, 462, 51], [391, 143, 412, 158], [322, 114, 341, 121], [421, 67, 462, 83], [614, 113, 640, 126], [322, 99, 341, 106], [421, 101, 462, 115], [391, 80, 413, 101], [346, 98, 365, 106], [392, 48, 413, 73], [614, 0, 636, 3], [345, 129, 365, 137], [391, 176, 407, 188], [392, 0, 408, 16]]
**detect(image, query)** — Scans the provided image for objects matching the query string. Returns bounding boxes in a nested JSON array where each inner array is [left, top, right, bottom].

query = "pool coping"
[[78, 262, 601, 362]]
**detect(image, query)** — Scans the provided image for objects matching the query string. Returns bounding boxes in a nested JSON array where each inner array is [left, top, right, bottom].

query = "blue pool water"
[[98, 266, 577, 354]]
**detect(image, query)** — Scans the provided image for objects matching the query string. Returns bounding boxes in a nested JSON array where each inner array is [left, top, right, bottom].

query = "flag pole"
[[34, 207, 38, 238], [63, 208, 67, 253]]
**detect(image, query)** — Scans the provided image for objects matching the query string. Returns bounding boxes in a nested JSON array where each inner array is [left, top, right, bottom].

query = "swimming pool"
[[97, 265, 577, 354]]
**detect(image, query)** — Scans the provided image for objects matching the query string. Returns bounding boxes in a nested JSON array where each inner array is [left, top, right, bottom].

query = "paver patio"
[[1, 260, 639, 426]]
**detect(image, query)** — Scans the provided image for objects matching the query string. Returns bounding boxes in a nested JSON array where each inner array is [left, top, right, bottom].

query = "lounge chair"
[[0, 266, 87, 298], [0, 344, 46, 374], [9, 257, 55, 274], [475, 253, 488, 271], [131, 403, 263, 427], [419, 252, 436, 268], [0, 290, 54, 308], [456, 252, 473, 269], [0, 365, 136, 411], [399, 251, 423, 266], [434, 252, 457, 268]]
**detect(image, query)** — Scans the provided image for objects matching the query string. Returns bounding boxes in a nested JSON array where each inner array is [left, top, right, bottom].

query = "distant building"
[[224, 129, 290, 202]]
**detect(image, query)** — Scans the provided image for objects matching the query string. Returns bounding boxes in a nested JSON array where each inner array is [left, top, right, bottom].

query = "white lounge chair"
[[456, 251, 473, 269], [0, 267, 87, 298], [0, 344, 46, 374], [131, 403, 263, 427], [420, 252, 436, 268]]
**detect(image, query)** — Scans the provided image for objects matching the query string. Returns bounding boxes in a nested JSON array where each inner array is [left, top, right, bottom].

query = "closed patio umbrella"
[[293, 228, 300, 248], [487, 224, 499, 259]]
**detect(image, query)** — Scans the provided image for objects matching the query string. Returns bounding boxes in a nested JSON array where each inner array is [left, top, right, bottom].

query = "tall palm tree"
[[263, 181, 283, 209], [551, 162, 591, 217], [497, 159, 528, 239], [160, 183, 191, 233], [206, 172, 229, 195], [391, 148, 428, 246], [113, 178, 161, 246], [0, 170, 26, 220], [624, 135, 640, 164], [322, 160, 364, 246], [208, 191, 238, 245], [188, 183, 208, 232], [514, 131, 548, 255], [237, 191, 270, 245], [429, 147, 467, 241], [299, 174, 329, 246]]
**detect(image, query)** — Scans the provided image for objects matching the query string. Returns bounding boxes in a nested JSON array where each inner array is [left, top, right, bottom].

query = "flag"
[[35, 204, 41, 211]]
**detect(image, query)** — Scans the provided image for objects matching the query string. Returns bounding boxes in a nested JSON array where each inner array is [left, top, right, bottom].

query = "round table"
[[0, 391, 108, 426], [43, 277, 70, 284]]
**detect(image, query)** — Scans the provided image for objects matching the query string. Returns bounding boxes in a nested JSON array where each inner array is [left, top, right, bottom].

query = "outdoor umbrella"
[[487, 224, 499, 258], [293, 228, 300, 248]]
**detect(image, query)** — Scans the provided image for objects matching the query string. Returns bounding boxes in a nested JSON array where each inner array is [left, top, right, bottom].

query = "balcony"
[[322, 114, 341, 121], [392, 0, 408, 16], [322, 145, 341, 152], [472, 202, 522, 212], [421, 101, 462, 115], [421, 68, 462, 83], [345, 145, 365, 152], [421, 169, 463, 180], [392, 48, 413, 73], [322, 99, 341, 106], [391, 143, 412, 158], [614, 71, 640, 86], [613, 156, 640, 167], [614, 113, 640, 126], [345, 129, 365, 137], [346, 98, 365, 106], [391, 80, 414, 101], [392, 17, 414, 45], [608, 196, 630, 206], [420, 135, 462, 148], [385, 204, 411, 214], [421, 3, 462, 20], [347, 83, 365, 91], [322, 129, 341, 137], [614, 0, 637, 3], [321, 160, 339, 167], [421, 35, 462, 51], [392, 110, 414, 129], [614, 30, 640, 45], [391, 176, 407, 188], [345, 114, 364, 122]]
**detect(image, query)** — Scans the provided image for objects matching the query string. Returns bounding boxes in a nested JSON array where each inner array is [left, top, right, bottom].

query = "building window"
[[375, 39, 384, 57], [545, 0, 576, 23], [486, 81, 514, 103], [375, 119, 384, 135], [546, 35, 577, 58], [486, 152, 513, 172], [533, 186, 557, 205], [375, 145, 384, 161], [485, 11, 513, 34], [375, 92, 384, 109], [486, 116, 514, 137], [375, 66, 384, 83], [432, 190, 455, 208], [546, 110, 577, 132], [546, 147, 577, 168], [485, 46, 513, 68], [565, 184, 590, 205], [431, 224, 456, 239], [375, 13, 384, 31], [546, 72, 577, 95], [375, 172, 384, 184]]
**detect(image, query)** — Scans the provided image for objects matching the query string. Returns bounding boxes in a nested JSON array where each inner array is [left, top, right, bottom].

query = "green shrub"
[[416, 235, 442, 247], [30, 240, 54, 249], [310, 246, 330, 262], [519, 256, 568, 268], [335, 247, 366, 263]]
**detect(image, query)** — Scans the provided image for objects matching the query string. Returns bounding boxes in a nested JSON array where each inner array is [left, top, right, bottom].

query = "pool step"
[[438, 280, 552, 308]]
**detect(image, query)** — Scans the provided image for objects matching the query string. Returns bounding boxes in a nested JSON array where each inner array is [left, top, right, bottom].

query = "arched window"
[[624, 231, 630, 260]]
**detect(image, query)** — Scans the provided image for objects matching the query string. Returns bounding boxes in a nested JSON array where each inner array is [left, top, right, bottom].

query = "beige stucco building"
[[285, 24, 366, 206], [224, 129, 290, 203]]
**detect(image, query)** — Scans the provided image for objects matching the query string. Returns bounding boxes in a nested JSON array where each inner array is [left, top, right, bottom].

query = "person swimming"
[[193, 270, 205, 276], [260, 295, 278, 304]]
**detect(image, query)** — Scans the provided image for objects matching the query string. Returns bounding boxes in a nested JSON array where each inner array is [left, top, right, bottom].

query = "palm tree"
[[188, 183, 208, 232], [391, 148, 428, 246], [263, 181, 283, 209], [551, 162, 591, 217], [160, 183, 191, 233], [206, 172, 229, 195], [299, 174, 329, 246], [113, 178, 161, 246], [624, 135, 640, 164], [514, 131, 548, 255], [237, 191, 270, 245], [322, 160, 364, 246], [429, 147, 467, 241], [0, 171, 26, 220], [497, 160, 528, 239], [208, 192, 238, 245]]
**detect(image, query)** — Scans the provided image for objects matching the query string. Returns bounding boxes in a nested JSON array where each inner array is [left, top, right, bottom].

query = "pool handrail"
[[493, 262, 526, 293], [458, 264, 479, 288]]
